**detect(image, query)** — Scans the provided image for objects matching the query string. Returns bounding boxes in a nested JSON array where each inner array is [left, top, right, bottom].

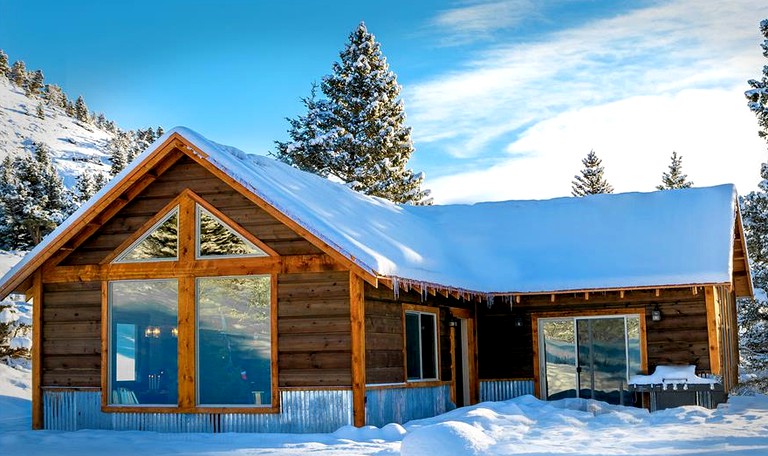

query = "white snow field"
[[1, 364, 768, 456]]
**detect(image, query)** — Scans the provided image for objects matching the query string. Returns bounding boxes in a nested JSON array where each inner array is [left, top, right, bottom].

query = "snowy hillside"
[[0, 77, 111, 187]]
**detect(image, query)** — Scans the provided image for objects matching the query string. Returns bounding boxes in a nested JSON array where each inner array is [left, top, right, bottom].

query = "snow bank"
[[401, 421, 495, 456]]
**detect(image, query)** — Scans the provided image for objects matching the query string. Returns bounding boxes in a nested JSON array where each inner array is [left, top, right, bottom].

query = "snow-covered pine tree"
[[74, 95, 89, 123], [109, 130, 132, 176], [0, 50, 9, 78], [27, 69, 44, 96], [0, 142, 74, 249], [571, 150, 614, 196], [43, 84, 65, 108], [274, 83, 333, 176], [276, 22, 430, 205], [9, 60, 27, 88], [740, 18, 768, 374], [35, 103, 45, 120], [746, 19, 768, 141], [656, 151, 693, 190], [75, 170, 108, 204]]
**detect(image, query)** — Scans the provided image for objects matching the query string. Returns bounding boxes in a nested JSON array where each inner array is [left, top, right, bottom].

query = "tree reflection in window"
[[115, 209, 178, 262], [197, 206, 267, 258], [197, 275, 272, 406]]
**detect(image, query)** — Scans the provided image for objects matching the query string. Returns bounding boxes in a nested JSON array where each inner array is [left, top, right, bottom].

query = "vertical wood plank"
[[178, 276, 195, 410], [467, 315, 479, 404], [349, 272, 366, 427], [449, 324, 456, 405], [178, 195, 196, 266], [531, 315, 541, 398], [704, 286, 721, 375], [270, 274, 280, 410], [30, 270, 43, 429], [100, 281, 109, 409]]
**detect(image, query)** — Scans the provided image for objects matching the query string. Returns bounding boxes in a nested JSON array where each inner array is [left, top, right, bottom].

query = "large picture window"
[[105, 193, 277, 412], [197, 275, 272, 406], [109, 280, 179, 406], [405, 310, 438, 381]]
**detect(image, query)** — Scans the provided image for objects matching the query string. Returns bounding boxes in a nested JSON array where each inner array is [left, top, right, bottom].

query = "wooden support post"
[[620, 290, 625, 299], [349, 273, 366, 427], [584, 292, 589, 301], [550, 294, 555, 303], [705, 286, 722, 375], [30, 270, 43, 430], [177, 276, 196, 410]]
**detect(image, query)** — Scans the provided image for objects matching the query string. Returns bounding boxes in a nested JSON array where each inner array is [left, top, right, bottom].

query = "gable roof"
[[0, 127, 751, 298]]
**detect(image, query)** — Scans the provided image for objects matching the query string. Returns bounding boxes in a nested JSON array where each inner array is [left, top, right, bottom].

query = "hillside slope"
[[0, 77, 111, 187]]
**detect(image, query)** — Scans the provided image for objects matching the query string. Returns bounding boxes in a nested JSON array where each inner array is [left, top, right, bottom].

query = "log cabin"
[[0, 127, 751, 432]]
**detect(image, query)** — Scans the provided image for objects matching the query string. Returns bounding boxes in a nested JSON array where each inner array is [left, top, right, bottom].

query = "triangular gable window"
[[114, 208, 179, 263], [197, 206, 268, 258]]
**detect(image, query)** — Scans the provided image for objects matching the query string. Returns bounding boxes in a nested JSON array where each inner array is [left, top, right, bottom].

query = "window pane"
[[405, 313, 421, 379], [116, 210, 178, 262], [197, 276, 272, 406], [197, 207, 267, 258], [109, 280, 178, 406], [420, 313, 437, 379]]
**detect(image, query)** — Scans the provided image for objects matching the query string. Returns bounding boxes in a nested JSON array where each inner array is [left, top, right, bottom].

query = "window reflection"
[[109, 280, 178, 406], [197, 276, 272, 406]]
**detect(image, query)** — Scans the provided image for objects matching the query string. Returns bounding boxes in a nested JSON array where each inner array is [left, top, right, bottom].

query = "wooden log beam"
[[349, 272, 366, 427], [29, 270, 43, 430], [705, 286, 722, 375]]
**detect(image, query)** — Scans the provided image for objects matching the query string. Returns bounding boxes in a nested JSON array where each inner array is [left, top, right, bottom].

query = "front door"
[[539, 314, 643, 405]]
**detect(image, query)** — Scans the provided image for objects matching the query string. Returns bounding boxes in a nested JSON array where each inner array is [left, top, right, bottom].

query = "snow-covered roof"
[[0, 127, 744, 296]]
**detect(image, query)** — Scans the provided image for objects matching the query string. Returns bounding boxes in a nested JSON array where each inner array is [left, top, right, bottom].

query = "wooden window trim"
[[402, 304, 440, 383], [531, 308, 648, 400], [100, 190, 282, 415]]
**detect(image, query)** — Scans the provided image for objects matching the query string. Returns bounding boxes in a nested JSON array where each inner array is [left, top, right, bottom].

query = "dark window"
[[405, 311, 438, 380]]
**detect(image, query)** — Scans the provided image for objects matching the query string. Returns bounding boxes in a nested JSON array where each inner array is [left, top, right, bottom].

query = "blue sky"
[[1, 0, 767, 203]]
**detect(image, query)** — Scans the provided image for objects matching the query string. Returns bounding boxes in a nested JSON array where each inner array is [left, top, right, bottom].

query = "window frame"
[[101, 190, 280, 414], [195, 205, 269, 260], [112, 207, 179, 264], [403, 304, 440, 382]]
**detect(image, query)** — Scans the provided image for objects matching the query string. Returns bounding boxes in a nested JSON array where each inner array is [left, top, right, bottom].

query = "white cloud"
[[408, 0, 768, 158], [430, 0, 538, 44], [426, 87, 766, 203], [410, 0, 768, 203]]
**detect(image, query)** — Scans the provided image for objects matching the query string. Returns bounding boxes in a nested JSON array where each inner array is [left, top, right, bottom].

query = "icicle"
[[421, 283, 427, 302], [392, 277, 400, 300], [683, 383, 689, 391], [486, 294, 494, 309]]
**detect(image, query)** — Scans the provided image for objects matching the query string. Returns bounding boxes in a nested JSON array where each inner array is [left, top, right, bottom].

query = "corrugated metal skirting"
[[365, 384, 452, 428], [479, 379, 535, 402], [43, 389, 353, 433]]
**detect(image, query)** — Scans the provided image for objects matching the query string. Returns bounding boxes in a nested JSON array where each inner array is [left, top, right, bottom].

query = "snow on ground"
[[1, 362, 768, 456]]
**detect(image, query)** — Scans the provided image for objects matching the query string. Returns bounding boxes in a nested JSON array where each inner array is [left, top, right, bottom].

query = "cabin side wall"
[[363, 284, 475, 426], [477, 288, 714, 402]]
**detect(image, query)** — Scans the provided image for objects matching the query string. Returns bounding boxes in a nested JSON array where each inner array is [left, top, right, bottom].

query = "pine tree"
[[36, 103, 45, 120], [275, 22, 430, 205], [0, 143, 73, 249], [275, 83, 333, 175], [0, 50, 9, 78], [9, 61, 27, 87], [571, 150, 613, 196], [27, 69, 44, 96], [75, 170, 108, 204], [656, 151, 693, 190], [740, 18, 768, 373], [74, 95, 89, 123], [43, 84, 65, 108], [746, 19, 768, 141], [109, 130, 131, 176]]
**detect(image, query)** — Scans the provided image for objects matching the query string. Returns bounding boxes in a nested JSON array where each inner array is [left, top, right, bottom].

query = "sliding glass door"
[[540, 314, 642, 405]]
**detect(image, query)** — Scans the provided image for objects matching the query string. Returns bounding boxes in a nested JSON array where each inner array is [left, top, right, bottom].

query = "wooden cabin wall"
[[363, 284, 469, 385], [277, 271, 352, 387], [717, 286, 739, 389], [61, 156, 320, 266], [363, 284, 406, 384], [41, 281, 101, 387], [477, 288, 712, 380]]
